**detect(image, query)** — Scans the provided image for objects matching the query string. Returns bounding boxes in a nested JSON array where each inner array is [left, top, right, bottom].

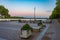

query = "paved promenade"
[[42, 20, 60, 40], [0, 21, 50, 40]]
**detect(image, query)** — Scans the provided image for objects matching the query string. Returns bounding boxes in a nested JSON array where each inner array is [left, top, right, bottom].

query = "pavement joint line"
[[35, 24, 50, 40]]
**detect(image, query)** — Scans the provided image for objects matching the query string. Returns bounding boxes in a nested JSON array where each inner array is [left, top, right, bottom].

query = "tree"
[[0, 5, 10, 18], [50, 0, 60, 19]]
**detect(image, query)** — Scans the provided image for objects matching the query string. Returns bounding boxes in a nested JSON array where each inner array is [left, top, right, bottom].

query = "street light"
[[34, 7, 36, 21]]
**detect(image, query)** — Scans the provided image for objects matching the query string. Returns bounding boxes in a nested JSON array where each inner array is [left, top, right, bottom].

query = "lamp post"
[[34, 7, 36, 21]]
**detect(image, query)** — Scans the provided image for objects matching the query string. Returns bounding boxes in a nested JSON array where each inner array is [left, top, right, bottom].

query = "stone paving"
[[0, 21, 40, 40], [0, 21, 50, 40], [42, 20, 60, 40]]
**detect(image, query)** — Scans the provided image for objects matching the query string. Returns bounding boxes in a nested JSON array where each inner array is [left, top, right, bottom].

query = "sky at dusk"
[[0, 0, 56, 18]]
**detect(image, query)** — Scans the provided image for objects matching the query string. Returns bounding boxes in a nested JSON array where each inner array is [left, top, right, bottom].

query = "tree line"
[[50, 0, 60, 19], [0, 5, 10, 18], [0, 5, 24, 19]]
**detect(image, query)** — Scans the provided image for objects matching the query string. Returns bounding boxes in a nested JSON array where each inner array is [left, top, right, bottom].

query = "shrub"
[[21, 24, 32, 31], [38, 21, 42, 26]]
